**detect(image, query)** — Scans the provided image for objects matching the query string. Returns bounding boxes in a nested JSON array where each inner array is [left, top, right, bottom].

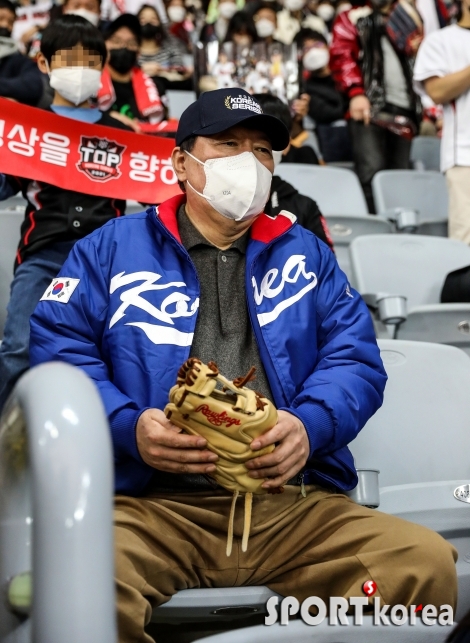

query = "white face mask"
[[64, 8, 100, 26], [49, 67, 102, 106], [336, 2, 351, 12], [284, 0, 305, 11], [167, 5, 186, 22], [185, 150, 273, 221], [303, 47, 329, 71], [255, 18, 275, 38], [316, 2, 335, 20], [218, 1, 238, 19], [272, 150, 283, 167]]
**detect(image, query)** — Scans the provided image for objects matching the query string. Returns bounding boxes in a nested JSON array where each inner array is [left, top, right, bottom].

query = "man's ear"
[[37, 52, 49, 74], [171, 147, 188, 184], [282, 142, 291, 157]]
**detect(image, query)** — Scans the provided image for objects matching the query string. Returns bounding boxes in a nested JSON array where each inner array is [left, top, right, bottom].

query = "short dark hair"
[[178, 136, 197, 193], [0, 0, 16, 16], [224, 11, 258, 43], [41, 14, 107, 65], [294, 27, 328, 47], [252, 93, 292, 133]]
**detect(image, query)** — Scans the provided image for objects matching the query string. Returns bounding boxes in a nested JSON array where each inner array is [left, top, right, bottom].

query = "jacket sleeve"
[[281, 239, 387, 459], [0, 55, 44, 106], [307, 85, 346, 124], [330, 12, 365, 99], [29, 236, 146, 465]]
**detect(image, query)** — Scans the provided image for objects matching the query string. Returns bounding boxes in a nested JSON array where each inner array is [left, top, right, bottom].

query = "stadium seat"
[[350, 234, 470, 352], [350, 339, 470, 620], [325, 214, 394, 279], [197, 616, 451, 642], [0, 210, 23, 339], [410, 136, 441, 171], [0, 362, 116, 643], [1, 195, 27, 212], [372, 170, 448, 237], [275, 164, 369, 216], [166, 90, 197, 120]]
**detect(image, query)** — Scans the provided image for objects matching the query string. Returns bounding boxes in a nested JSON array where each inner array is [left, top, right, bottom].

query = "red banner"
[[0, 98, 181, 203]]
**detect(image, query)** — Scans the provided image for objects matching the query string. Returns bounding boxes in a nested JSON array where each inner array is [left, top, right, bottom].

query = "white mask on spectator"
[[0, 36, 18, 59], [218, 1, 238, 19], [336, 2, 351, 12], [272, 150, 283, 167], [185, 150, 273, 221], [316, 3, 335, 21], [167, 5, 186, 22], [303, 47, 329, 71], [255, 18, 275, 38], [64, 8, 100, 26], [49, 67, 102, 106], [284, 0, 305, 11]]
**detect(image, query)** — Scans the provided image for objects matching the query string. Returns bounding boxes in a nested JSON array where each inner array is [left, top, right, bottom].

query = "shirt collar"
[[177, 204, 249, 254]]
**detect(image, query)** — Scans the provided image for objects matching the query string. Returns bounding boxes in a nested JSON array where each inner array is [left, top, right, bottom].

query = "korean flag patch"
[[40, 278, 80, 303]]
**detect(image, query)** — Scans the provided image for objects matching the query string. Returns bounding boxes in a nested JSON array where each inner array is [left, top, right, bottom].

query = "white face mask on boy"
[[48, 66, 102, 105], [185, 150, 273, 221]]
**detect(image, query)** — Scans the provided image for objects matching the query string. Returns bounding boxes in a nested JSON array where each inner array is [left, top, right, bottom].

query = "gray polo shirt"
[[147, 206, 273, 493]]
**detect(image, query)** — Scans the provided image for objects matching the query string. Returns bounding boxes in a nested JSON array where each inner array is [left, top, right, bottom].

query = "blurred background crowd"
[[0, 0, 457, 211]]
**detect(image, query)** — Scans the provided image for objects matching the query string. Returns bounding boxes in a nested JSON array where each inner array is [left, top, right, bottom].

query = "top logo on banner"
[[77, 136, 126, 183]]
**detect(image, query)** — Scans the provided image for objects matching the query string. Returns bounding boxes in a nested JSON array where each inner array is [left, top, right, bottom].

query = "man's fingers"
[[248, 451, 299, 479], [250, 420, 289, 451], [148, 444, 218, 464], [156, 460, 218, 474], [156, 429, 208, 450]]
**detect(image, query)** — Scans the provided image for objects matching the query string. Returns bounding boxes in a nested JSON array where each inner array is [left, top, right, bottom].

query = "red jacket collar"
[[155, 194, 296, 245]]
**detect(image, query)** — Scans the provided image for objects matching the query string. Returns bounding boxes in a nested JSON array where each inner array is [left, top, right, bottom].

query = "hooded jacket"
[[29, 194, 387, 496]]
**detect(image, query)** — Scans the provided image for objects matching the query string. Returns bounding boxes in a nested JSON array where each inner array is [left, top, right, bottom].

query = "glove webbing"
[[227, 490, 253, 557]]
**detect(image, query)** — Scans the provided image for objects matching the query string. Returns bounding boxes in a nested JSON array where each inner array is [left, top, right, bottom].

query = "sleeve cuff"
[[348, 87, 365, 98], [279, 402, 335, 459], [109, 407, 149, 463]]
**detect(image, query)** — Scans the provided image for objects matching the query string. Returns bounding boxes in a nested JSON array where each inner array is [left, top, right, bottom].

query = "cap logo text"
[[225, 94, 262, 114]]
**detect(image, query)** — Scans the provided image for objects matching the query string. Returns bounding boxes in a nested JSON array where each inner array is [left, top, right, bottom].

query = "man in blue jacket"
[[29, 88, 457, 642]]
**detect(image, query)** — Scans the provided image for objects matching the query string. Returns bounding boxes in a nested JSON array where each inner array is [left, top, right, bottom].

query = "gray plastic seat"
[[1, 195, 27, 212], [350, 234, 470, 352], [197, 616, 451, 642], [372, 170, 448, 236], [275, 164, 368, 215], [325, 214, 394, 279], [410, 136, 441, 171], [166, 90, 197, 119], [0, 210, 23, 338], [350, 339, 470, 620]]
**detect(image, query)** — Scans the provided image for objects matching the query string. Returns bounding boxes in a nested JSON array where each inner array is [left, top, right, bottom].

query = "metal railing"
[[0, 362, 116, 643]]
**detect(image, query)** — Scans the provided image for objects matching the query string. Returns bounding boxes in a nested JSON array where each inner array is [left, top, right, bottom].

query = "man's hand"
[[246, 410, 309, 490], [136, 408, 218, 473], [349, 94, 371, 125], [292, 93, 311, 120]]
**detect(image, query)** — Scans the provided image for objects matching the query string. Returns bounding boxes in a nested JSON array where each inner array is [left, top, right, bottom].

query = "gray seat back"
[[0, 211, 23, 338], [275, 164, 368, 215], [396, 304, 470, 354], [372, 170, 447, 222], [166, 90, 197, 119], [350, 234, 470, 308], [410, 136, 441, 171], [350, 339, 470, 487]]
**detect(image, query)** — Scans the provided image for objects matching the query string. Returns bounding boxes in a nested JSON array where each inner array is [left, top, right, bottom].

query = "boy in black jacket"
[[253, 93, 334, 250], [0, 15, 132, 410]]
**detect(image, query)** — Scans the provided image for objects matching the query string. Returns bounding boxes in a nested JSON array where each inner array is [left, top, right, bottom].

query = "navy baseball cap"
[[176, 88, 290, 151]]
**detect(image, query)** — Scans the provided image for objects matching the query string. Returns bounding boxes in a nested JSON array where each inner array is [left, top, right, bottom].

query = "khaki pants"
[[115, 486, 457, 643], [446, 166, 470, 244]]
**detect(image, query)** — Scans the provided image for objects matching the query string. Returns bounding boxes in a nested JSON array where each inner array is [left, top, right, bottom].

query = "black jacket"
[[265, 175, 333, 250], [0, 52, 43, 106], [5, 111, 131, 267], [304, 74, 347, 125]]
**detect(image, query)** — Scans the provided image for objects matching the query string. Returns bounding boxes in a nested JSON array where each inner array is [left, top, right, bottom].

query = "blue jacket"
[[29, 194, 387, 496]]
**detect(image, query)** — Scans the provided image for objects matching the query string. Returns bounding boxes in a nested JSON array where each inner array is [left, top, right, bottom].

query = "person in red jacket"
[[330, 1, 422, 212]]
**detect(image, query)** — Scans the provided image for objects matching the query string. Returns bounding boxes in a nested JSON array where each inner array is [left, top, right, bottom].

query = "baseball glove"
[[164, 357, 280, 555]]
